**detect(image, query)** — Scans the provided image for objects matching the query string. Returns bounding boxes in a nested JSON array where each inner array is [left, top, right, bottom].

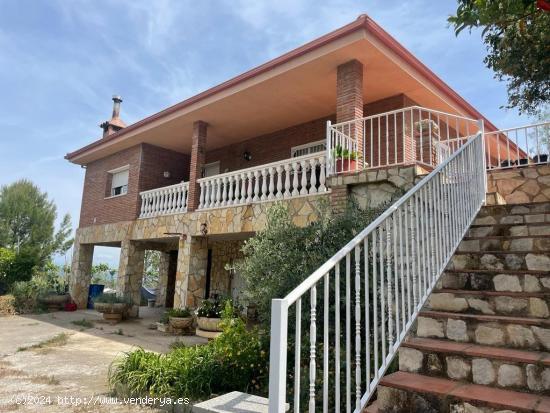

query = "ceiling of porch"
[[67, 17, 493, 165]]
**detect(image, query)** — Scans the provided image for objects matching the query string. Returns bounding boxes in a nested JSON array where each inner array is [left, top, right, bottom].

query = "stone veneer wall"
[[209, 240, 245, 297], [487, 164, 550, 204], [71, 165, 427, 311], [328, 164, 426, 211]]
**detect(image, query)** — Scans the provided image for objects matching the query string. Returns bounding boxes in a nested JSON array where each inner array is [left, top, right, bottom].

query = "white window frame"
[[290, 140, 326, 158], [107, 165, 129, 198]]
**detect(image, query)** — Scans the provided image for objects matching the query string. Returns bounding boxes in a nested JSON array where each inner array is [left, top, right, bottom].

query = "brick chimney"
[[100, 95, 127, 138]]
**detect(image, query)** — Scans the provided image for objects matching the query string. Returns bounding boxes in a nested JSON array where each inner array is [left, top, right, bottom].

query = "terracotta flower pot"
[[197, 317, 223, 332], [169, 316, 193, 329], [335, 159, 357, 173]]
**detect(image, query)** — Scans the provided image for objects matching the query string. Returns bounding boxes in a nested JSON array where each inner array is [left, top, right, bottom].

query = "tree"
[[143, 250, 161, 289], [0, 180, 73, 284], [448, 0, 550, 115]]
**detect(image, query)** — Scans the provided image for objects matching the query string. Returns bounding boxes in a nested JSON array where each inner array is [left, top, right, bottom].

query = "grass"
[[71, 319, 94, 329], [17, 333, 70, 352], [30, 374, 60, 385]]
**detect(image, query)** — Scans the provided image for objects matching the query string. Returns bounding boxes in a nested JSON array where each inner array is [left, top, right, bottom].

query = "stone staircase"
[[369, 202, 550, 413]]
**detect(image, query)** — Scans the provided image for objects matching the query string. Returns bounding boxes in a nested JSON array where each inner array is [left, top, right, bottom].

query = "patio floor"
[[0, 307, 207, 412]]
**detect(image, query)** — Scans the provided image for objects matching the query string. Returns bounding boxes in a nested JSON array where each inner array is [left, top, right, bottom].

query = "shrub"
[[0, 294, 16, 315], [167, 308, 192, 318], [10, 275, 51, 313], [109, 302, 268, 401], [235, 199, 395, 327], [196, 296, 231, 318]]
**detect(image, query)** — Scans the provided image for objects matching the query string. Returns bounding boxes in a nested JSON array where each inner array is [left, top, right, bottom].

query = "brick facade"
[[79, 94, 420, 228], [79, 144, 190, 227]]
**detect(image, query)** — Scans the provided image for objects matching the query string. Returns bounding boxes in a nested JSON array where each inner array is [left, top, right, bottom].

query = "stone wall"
[[209, 240, 245, 297], [487, 164, 550, 204], [328, 164, 425, 211]]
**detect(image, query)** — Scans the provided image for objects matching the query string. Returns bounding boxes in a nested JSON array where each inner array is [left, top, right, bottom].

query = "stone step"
[[415, 311, 550, 351], [467, 222, 550, 238], [363, 400, 378, 413], [440, 270, 550, 293], [399, 337, 550, 394], [426, 290, 550, 318], [477, 202, 550, 218], [375, 371, 550, 412], [458, 236, 550, 253], [449, 251, 550, 272], [474, 213, 550, 226]]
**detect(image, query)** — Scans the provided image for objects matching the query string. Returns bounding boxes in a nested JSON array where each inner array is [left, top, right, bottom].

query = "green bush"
[[196, 296, 232, 318], [109, 302, 268, 401], [10, 276, 50, 313], [166, 308, 192, 318]]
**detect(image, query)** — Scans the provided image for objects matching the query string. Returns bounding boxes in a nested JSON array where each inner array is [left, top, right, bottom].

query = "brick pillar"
[[69, 239, 94, 309], [337, 60, 364, 163], [187, 120, 208, 211], [174, 235, 208, 309], [117, 240, 145, 317]]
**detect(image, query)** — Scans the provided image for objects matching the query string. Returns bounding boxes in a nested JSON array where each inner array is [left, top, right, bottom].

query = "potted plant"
[[93, 293, 130, 324], [167, 308, 193, 330], [196, 296, 226, 332], [332, 145, 358, 173]]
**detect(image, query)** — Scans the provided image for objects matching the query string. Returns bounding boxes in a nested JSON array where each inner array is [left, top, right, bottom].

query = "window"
[[291, 140, 326, 157], [108, 165, 129, 197], [202, 161, 220, 178]]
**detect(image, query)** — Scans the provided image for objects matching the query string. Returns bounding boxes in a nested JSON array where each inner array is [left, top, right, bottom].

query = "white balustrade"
[[139, 182, 189, 218], [197, 153, 328, 210], [484, 121, 550, 170], [327, 106, 481, 175], [268, 129, 487, 413]]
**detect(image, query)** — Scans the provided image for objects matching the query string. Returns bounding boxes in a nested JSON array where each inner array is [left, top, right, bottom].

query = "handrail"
[[284, 130, 482, 306], [268, 129, 486, 413], [139, 180, 187, 196]]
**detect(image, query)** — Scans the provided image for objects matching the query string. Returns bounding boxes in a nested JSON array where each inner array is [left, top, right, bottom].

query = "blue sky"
[[0, 0, 534, 267]]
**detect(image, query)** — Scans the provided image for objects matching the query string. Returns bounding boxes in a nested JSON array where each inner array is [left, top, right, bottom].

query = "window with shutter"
[[109, 166, 129, 197]]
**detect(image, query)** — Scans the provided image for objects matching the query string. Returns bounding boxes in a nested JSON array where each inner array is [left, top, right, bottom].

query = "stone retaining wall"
[[487, 164, 550, 204]]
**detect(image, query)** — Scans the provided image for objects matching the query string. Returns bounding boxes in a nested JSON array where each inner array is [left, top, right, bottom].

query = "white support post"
[[326, 120, 332, 177], [268, 299, 288, 413]]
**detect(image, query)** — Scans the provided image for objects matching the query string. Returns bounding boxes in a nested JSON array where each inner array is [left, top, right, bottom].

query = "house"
[[66, 14, 550, 412], [65, 15, 532, 316]]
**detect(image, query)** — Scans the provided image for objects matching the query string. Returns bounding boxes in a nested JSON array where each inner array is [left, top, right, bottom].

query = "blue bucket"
[[87, 284, 105, 309]]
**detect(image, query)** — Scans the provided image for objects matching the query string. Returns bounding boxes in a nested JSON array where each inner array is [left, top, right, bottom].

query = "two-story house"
[[66, 15, 519, 317]]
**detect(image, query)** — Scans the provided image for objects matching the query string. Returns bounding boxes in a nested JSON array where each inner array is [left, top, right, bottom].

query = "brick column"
[[69, 239, 94, 309], [117, 239, 145, 317], [337, 60, 364, 163], [187, 120, 208, 211]]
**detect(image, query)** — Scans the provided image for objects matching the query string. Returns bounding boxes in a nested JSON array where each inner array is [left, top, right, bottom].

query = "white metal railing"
[[327, 106, 481, 175], [139, 181, 189, 218], [485, 121, 550, 170], [197, 153, 328, 209], [268, 130, 486, 412]]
